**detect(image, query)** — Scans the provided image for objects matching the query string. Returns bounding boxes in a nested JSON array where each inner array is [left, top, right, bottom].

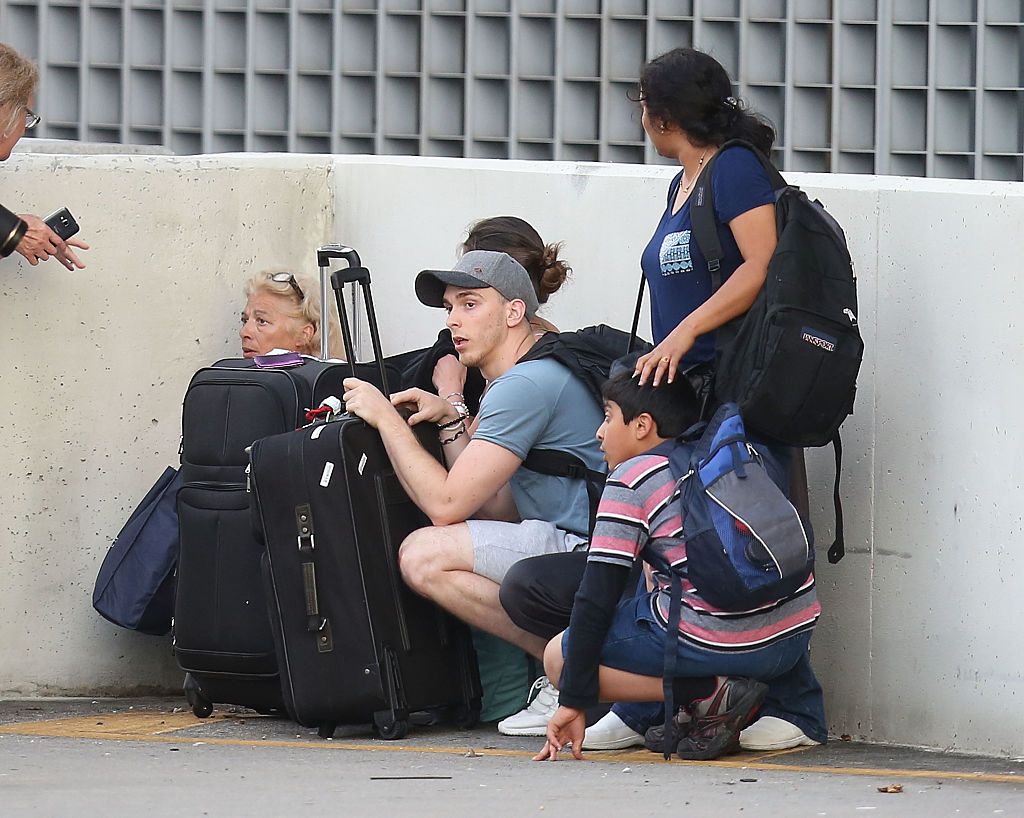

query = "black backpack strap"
[[628, 271, 646, 354], [690, 138, 787, 291], [690, 161, 725, 285], [826, 432, 846, 564], [521, 448, 605, 534], [661, 569, 683, 759]]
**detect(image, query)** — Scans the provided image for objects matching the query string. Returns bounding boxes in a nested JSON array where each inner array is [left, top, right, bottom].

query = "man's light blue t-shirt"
[[472, 358, 605, 537]]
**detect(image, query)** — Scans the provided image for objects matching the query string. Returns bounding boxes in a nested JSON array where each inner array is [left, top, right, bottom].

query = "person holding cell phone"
[[0, 43, 89, 271]]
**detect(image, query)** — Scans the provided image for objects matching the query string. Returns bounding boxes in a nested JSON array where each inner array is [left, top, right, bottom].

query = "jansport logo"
[[801, 327, 837, 352]]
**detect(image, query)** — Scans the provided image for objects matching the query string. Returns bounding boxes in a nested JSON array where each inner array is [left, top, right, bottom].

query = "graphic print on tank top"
[[659, 230, 693, 276]]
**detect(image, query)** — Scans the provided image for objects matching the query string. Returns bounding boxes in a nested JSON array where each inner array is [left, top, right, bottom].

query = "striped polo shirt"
[[589, 453, 821, 652]]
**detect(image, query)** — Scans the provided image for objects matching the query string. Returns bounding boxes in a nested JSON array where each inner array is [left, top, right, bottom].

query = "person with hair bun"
[[630, 46, 779, 387], [462, 215, 570, 335], [429, 215, 572, 413], [239, 269, 342, 359]]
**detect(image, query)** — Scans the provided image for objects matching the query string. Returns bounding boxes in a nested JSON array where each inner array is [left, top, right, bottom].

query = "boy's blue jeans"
[[565, 593, 827, 744]]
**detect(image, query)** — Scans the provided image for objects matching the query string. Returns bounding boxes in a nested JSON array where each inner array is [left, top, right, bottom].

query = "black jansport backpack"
[[689, 140, 864, 562]]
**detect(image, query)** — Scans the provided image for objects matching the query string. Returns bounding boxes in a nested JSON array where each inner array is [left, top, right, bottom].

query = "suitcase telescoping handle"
[[316, 244, 390, 394], [317, 244, 358, 361]]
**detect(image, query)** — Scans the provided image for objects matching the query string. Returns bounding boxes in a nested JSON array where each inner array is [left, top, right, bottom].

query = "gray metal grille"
[[1, 0, 1021, 179]]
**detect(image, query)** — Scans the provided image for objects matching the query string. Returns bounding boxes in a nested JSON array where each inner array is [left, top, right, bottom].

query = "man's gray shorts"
[[466, 519, 588, 583]]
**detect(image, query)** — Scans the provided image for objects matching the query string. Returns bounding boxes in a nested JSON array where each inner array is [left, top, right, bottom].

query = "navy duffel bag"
[[93, 466, 182, 636]]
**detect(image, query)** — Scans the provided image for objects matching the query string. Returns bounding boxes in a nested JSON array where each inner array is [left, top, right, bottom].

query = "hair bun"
[[538, 242, 571, 303]]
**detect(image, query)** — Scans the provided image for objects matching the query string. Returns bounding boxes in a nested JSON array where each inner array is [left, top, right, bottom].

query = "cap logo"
[[473, 266, 483, 273]]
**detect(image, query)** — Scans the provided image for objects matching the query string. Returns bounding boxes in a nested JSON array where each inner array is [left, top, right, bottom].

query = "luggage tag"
[[306, 396, 344, 436], [253, 351, 305, 368]]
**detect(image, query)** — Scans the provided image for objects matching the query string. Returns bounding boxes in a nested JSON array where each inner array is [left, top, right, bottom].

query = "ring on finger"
[[660, 356, 670, 363]]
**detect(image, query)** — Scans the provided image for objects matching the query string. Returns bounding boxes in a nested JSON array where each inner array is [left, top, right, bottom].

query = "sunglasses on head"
[[269, 272, 304, 302]]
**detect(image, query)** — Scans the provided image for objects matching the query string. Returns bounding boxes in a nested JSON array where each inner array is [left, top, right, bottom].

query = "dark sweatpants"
[[500, 551, 590, 640]]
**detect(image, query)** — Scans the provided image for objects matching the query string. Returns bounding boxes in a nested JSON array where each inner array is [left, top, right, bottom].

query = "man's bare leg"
[[399, 524, 548, 659]]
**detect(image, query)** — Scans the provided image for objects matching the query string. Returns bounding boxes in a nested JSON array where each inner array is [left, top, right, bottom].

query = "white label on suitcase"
[[358, 453, 368, 475], [320, 461, 335, 487], [310, 424, 327, 440]]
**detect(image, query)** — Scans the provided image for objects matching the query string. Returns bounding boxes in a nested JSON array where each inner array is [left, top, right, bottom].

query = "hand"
[[634, 324, 698, 387], [342, 378, 399, 429], [390, 387, 460, 426], [15, 214, 64, 266], [432, 354, 467, 398], [533, 706, 585, 762], [54, 236, 89, 271]]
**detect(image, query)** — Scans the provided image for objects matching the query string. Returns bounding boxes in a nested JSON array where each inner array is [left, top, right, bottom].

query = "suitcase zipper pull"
[[245, 462, 252, 493]]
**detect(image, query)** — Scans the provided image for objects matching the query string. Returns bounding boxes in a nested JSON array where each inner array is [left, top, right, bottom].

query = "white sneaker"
[[496, 676, 559, 736], [739, 715, 821, 751], [582, 711, 645, 750]]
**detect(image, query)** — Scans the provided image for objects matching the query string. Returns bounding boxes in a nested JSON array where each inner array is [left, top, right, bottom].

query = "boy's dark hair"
[[601, 365, 701, 439]]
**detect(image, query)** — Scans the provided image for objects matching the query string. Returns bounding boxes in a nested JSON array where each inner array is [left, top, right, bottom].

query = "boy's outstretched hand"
[[533, 705, 585, 761]]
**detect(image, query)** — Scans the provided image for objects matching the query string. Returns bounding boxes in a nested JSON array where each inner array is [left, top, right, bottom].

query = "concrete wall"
[[0, 154, 334, 694], [2, 152, 1023, 757]]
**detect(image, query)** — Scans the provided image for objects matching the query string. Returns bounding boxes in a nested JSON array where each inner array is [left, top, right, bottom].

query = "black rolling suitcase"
[[173, 253, 396, 718], [250, 246, 481, 739]]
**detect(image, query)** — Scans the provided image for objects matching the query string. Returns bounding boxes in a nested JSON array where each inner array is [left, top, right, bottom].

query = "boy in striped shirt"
[[534, 366, 821, 762]]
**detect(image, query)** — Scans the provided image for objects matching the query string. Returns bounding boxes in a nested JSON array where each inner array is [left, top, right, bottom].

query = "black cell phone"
[[44, 207, 80, 241]]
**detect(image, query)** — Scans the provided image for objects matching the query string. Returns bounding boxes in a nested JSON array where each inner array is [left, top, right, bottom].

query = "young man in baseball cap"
[[343, 250, 605, 732]]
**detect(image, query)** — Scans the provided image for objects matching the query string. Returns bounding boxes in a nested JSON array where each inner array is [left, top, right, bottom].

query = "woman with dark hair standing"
[[632, 47, 778, 388], [568, 48, 828, 756]]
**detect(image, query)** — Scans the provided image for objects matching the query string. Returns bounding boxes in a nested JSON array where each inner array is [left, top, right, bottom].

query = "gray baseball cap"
[[415, 250, 539, 317]]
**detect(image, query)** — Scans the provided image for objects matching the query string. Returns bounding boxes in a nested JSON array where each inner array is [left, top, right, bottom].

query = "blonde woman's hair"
[[243, 269, 343, 359], [0, 44, 38, 137]]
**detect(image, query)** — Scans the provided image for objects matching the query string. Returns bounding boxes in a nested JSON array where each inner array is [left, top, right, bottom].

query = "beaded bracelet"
[[438, 417, 466, 432], [447, 397, 470, 420]]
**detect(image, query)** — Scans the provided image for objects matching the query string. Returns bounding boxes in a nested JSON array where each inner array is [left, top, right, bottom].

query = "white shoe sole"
[[739, 735, 820, 751], [582, 736, 645, 751], [497, 724, 549, 737]]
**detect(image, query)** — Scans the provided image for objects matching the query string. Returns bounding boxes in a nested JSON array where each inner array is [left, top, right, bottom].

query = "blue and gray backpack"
[[644, 402, 813, 756], [650, 402, 813, 613]]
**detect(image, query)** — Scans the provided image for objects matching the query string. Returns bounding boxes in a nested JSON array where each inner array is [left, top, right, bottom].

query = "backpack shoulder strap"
[[690, 139, 787, 290], [521, 448, 606, 534]]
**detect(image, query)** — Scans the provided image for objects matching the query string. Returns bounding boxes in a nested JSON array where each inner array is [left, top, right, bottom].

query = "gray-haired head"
[[0, 44, 38, 138]]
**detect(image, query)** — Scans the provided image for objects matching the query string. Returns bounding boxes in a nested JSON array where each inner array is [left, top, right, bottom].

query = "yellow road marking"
[[1, 713, 1021, 785], [2, 712, 217, 737]]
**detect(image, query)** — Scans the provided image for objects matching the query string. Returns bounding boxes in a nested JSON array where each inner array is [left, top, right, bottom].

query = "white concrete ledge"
[[1, 152, 1022, 757]]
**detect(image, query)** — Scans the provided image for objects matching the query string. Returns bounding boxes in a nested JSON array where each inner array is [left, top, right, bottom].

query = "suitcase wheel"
[[317, 723, 337, 740], [373, 711, 409, 741], [183, 674, 214, 719], [453, 703, 480, 731]]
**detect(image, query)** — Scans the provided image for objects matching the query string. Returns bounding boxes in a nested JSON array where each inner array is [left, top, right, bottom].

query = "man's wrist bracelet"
[[438, 417, 465, 432], [446, 398, 470, 421], [441, 427, 467, 446]]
